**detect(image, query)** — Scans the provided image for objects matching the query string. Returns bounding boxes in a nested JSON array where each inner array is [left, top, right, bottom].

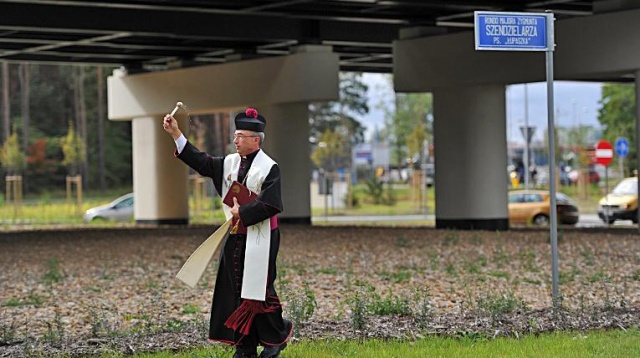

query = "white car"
[[83, 193, 134, 223]]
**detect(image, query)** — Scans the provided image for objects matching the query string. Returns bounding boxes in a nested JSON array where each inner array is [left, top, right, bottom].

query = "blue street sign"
[[475, 12, 552, 51], [615, 137, 629, 157]]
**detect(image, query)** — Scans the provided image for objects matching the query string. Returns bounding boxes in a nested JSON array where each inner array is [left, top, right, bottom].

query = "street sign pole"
[[475, 10, 559, 308], [543, 11, 560, 308]]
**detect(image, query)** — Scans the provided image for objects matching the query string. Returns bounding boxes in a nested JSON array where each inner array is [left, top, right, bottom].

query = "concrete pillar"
[[132, 115, 190, 224], [260, 103, 311, 224], [108, 48, 338, 225], [433, 85, 509, 230]]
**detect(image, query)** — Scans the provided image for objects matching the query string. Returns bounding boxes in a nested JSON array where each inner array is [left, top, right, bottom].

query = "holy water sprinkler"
[[170, 101, 184, 117]]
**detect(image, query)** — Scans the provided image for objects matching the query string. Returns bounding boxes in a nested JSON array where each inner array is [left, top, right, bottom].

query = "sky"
[[359, 73, 603, 145]]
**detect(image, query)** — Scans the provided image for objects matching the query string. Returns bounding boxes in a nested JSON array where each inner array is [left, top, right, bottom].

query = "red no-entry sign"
[[595, 140, 613, 166]]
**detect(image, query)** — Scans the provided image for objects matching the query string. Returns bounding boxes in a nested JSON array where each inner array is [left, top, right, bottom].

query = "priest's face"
[[233, 130, 260, 156]]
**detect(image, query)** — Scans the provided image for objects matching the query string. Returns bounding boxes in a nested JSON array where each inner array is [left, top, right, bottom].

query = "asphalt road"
[[313, 213, 639, 229]]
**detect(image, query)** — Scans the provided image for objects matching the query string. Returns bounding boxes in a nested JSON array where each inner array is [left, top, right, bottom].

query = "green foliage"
[[285, 281, 317, 331], [0, 130, 27, 174], [383, 88, 433, 167], [309, 72, 369, 145], [181, 303, 200, 315], [363, 178, 396, 205], [347, 283, 372, 331], [311, 129, 345, 172], [42, 258, 64, 285], [61, 121, 86, 174], [475, 290, 528, 320], [3, 64, 131, 194], [367, 291, 411, 316], [598, 83, 636, 172]]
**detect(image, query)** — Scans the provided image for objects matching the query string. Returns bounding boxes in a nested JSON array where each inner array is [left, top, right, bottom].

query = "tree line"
[[0, 63, 132, 195]]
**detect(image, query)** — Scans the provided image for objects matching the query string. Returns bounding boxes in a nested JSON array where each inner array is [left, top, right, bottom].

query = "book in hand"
[[223, 181, 257, 207]]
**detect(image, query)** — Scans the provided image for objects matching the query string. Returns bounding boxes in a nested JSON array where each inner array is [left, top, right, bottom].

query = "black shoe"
[[259, 343, 287, 358], [234, 347, 258, 358]]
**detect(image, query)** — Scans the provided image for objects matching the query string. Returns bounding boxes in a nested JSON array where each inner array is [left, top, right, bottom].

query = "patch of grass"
[[445, 263, 457, 277], [442, 233, 459, 246], [522, 277, 541, 285], [518, 248, 539, 272], [347, 289, 369, 331], [42, 258, 64, 285], [368, 291, 410, 316], [395, 235, 409, 247], [376, 270, 412, 283], [412, 288, 433, 329], [559, 265, 581, 285], [1, 292, 44, 307], [427, 252, 439, 270], [487, 271, 509, 279], [316, 267, 338, 275], [631, 268, 640, 281], [181, 303, 200, 315], [475, 290, 528, 320], [581, 248, 595, 266], [285, 281, 317, 336], [133, 329, 640, 357], [587, 270, 610, 284], [491, 245, 509, 268]]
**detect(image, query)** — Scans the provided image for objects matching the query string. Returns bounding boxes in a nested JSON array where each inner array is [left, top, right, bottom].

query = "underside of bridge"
[[0, 0, 626, 75]]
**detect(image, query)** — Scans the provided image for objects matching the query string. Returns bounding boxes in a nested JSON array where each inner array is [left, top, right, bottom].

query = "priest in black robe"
[[163, 108, 292, 358]]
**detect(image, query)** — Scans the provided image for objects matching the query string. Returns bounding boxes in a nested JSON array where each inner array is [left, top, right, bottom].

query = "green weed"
[[42, 258, 64, 285]]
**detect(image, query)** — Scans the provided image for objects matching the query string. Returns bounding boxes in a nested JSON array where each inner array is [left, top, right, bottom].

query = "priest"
[[163, 108, 292, 358]]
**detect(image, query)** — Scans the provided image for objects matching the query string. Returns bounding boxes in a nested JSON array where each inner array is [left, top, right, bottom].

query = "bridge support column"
[[260, 102, 311, 224], [132, 115, 190, 225], [434, 85, 509, 230]]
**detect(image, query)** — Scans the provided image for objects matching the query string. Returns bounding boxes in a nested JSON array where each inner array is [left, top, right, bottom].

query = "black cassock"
[[176, 141, 292, 347]]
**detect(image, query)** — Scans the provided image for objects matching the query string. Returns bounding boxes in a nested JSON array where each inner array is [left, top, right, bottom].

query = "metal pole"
[[545, 12, 560, 309], [636, 70, 640, 232], [524, 84, 530, 191], [605, 167, 609, 226]]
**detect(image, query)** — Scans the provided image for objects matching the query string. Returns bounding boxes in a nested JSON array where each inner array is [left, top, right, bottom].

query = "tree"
[[0, 128, 26, 175], [311, 128, 345, 173], [1, 62, 9, 142], [309, 72, 369, 146], [384, 89, 433, 167], [61, 121, 86, 176], [597, 83, 636, 172]]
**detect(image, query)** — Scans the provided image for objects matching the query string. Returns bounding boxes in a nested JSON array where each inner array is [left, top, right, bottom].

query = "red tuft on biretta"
[[235, 107, 266, 132], [245, 108, 258, 118]]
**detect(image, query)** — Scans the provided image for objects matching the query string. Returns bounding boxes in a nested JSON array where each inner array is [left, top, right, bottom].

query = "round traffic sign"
[[595, 140, 613, 166], [615, 137, 629, 158]]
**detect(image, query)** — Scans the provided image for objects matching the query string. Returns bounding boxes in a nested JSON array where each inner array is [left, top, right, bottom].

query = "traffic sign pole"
[[595, 140, 614, 225], [475, 10, 560, 309]]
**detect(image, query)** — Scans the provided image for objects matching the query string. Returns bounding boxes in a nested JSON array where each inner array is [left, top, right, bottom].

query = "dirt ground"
[[1, 225, 639, 356]]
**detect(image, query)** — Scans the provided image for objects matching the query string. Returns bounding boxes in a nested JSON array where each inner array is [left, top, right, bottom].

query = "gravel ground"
[[1, 225, 639, 356]]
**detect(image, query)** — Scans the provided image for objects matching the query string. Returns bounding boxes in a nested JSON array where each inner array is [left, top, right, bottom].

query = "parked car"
[[561, 166, 600, 186], [598, 177, 638, 224], [508, 190, 579, 226], [423, 163, 435, 187], [83, 193, 134, 223]]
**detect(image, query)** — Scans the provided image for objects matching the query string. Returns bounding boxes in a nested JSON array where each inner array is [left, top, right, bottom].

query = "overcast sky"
[[360, 73, 603, 145]]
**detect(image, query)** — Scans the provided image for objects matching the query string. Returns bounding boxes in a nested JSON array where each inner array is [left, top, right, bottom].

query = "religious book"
[[223, 181, 257, 207]]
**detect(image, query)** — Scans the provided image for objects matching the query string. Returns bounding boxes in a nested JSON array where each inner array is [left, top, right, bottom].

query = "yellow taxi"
[[598, 177, 638, 224], [508, 190, 579, 226]]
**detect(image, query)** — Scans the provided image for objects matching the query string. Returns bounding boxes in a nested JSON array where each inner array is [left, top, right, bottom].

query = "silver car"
[[83, 193, 134, 223]]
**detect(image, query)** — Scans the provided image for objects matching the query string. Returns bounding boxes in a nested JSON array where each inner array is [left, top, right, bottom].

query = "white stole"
[[222, 150, 276, 301]]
